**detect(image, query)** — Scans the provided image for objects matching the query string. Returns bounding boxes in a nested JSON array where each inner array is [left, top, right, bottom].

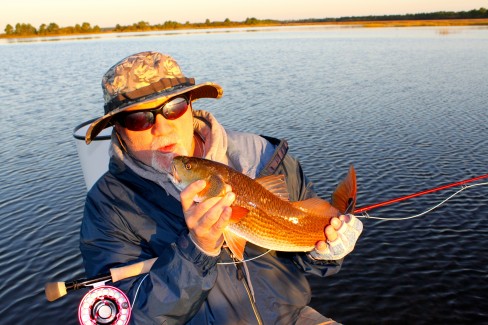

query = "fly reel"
[[78, 285, 131, 325]]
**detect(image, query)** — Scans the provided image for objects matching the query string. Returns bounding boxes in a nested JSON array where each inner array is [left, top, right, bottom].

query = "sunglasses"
[[115, 96, 190, 131]]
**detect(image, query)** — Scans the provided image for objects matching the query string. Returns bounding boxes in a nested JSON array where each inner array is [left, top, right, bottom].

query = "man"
[[80, 51, 362, 324]]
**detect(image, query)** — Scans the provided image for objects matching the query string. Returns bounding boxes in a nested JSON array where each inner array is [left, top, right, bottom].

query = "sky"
[[1, 0, 487, 29]]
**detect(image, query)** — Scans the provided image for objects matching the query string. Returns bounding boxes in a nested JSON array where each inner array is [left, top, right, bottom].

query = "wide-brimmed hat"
[[85, 51, 223, 144]]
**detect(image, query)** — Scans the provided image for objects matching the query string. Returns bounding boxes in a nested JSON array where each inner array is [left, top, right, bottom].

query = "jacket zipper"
[[226, 248, 264, 325]]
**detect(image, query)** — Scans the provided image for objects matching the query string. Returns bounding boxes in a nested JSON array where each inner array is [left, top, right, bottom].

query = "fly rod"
[[45, 173, 488, 301], [353, 173, 488, 214]]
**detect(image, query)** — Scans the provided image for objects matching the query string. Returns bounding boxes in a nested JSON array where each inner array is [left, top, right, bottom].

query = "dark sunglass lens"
[[163, 97, 189, 120], [116, 97, 189, 131], [123, 111, 154, 131]]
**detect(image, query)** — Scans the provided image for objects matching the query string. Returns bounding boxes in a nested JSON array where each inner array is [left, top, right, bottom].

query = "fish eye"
[[185, 163, 192, 170]]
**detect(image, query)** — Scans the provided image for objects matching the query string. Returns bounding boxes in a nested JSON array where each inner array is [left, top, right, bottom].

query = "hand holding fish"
[[311, 214, 363, 260], [180, 179, 236, 256]]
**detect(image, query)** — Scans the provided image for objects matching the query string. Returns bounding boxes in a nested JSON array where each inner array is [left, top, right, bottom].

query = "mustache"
[[150, 135, 180, 150]]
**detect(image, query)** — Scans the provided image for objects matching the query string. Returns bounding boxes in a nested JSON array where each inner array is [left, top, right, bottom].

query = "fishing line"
[[217, 249, 272, 265], [356, 182, 488, 221]]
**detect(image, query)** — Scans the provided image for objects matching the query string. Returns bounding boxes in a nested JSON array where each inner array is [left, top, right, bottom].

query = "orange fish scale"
[[227, 170, 330, 251]]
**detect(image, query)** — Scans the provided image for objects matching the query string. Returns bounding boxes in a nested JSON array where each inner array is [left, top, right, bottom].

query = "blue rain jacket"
[[80, 132, 342, 324]]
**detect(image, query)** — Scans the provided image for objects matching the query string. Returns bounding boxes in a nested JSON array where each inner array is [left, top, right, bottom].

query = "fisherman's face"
[[115, 104, 195, 173]]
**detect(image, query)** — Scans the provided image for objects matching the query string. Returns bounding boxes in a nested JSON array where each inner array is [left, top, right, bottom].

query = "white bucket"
[[73, 119, 112, 190]]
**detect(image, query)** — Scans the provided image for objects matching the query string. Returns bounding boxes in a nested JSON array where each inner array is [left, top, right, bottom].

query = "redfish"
[[171, 156, 356, 260]]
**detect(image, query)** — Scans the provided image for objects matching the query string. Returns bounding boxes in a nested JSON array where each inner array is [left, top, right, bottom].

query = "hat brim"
[[85, 82, 222, 144]]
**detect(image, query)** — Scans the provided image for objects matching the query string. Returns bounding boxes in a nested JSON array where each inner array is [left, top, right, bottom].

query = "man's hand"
[[311, 214, 363, 261], [180, 180, 235, 256]]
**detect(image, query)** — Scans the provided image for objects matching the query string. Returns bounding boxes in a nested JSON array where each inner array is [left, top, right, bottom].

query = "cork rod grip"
[[110, 257, 157, 283]]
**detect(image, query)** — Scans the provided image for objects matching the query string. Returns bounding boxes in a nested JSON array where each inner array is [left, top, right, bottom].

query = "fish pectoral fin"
[[230, 206, 249, 223], [223, 230, 247, 261], [198, 174, 227, 199], [331, 165, 357, 214], [291, 198, 339, 217], [255, 174, 289, 201]]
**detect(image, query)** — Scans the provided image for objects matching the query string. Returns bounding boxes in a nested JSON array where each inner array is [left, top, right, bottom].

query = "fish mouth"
[[169, 159, 181, 185]]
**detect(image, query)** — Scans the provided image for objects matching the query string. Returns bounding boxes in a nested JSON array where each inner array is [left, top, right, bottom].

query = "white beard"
[[151, 146, 189, 173]]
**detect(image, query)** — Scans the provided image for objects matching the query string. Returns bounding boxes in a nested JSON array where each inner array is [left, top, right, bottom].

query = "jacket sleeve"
[[278, 153, 343, 277], [80, 187, 218, 324]]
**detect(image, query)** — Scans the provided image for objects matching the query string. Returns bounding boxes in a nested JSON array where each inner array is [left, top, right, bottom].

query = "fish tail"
[[331, 165, 357, 214]]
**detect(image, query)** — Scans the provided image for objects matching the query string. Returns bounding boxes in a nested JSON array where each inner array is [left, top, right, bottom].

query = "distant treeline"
[[112, 17, 272, 32], [4, 22, 101, 36], [311, 7, 488, 23], [3, 7, 487, 37]]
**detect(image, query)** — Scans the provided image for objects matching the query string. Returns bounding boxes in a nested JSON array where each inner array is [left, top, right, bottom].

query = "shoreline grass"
[[1, 18, 487, 40]]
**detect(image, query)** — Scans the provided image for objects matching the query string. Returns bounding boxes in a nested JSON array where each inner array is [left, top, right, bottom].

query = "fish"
[[171, 156, 357, 261]]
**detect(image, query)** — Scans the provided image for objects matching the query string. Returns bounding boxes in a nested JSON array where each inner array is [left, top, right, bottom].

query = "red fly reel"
[[78, 285, 131, 325]]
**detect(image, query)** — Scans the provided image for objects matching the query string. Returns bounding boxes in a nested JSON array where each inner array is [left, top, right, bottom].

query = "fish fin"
[[230, 206, 249, 223], [291, 198, 339, 217], [198, 174, 227, 200], [255, 175, 289, 201], [223, 230, 247, 261], [331, 165, 357, 214]]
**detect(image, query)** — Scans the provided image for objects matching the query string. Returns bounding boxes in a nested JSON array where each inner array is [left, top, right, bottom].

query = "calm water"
[[1, 26, 487, 324]]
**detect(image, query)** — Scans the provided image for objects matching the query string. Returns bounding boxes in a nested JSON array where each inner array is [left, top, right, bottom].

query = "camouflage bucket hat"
[[85, 51, 223, 144]]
